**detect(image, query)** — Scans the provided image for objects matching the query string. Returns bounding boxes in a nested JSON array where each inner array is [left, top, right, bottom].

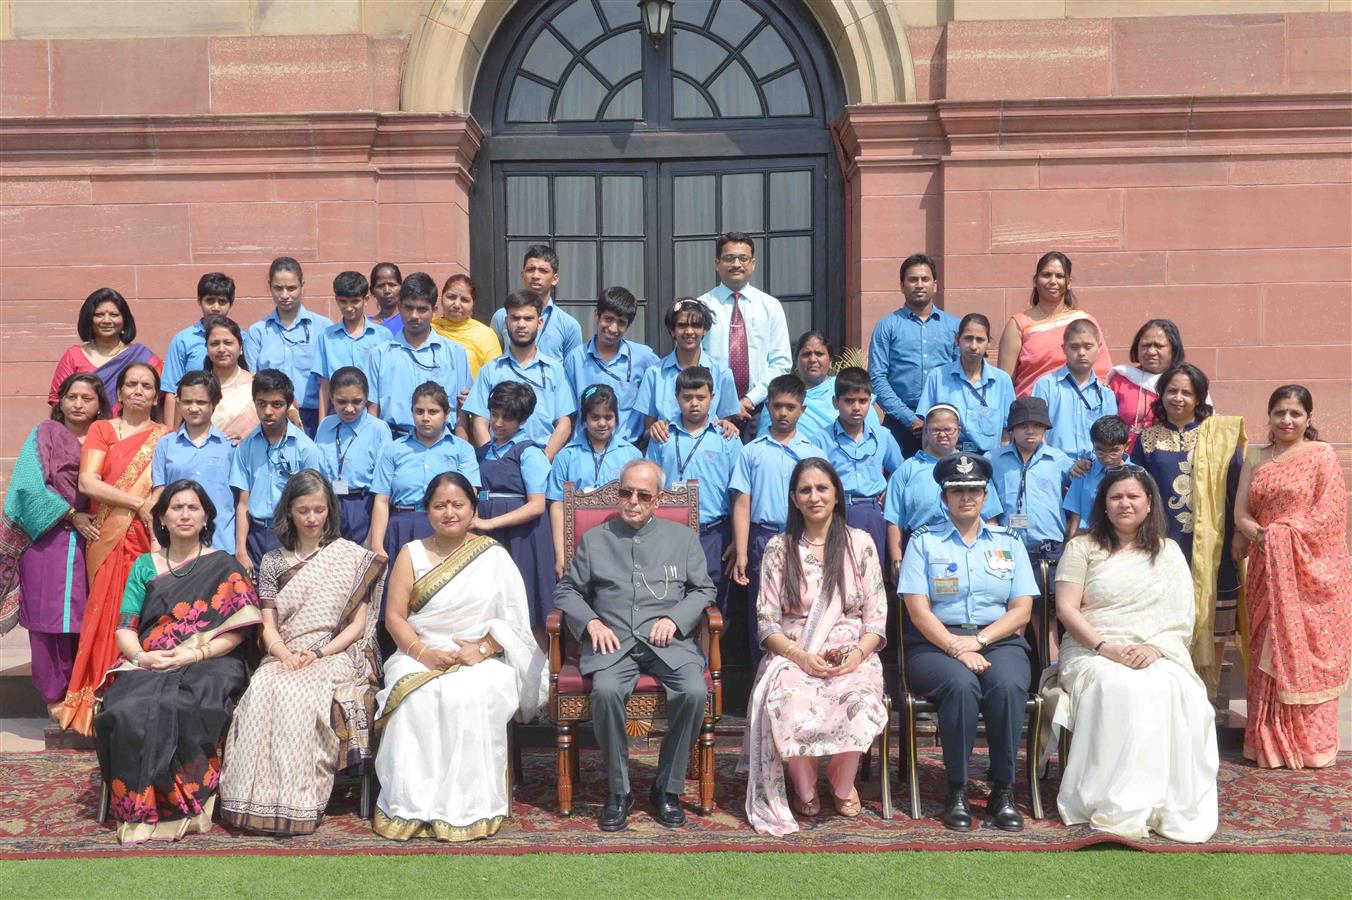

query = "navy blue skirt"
[[383, 508, 433, 577], [338, 491, 374, 545], [479, 495, 556, 628]]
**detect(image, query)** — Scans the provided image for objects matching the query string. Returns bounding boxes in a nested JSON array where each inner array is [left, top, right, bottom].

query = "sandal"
[[790, 790, 821, 817], [832, 787, 861, 818]]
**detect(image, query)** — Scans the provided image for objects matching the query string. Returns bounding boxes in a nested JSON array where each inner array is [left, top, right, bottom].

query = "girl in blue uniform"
[[313, 366, 392, 544]]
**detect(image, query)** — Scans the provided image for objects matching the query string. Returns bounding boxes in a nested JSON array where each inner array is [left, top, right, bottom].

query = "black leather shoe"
[[598, 792, 634, 832], [986, 783, 1023, 832], [941, 783, 973, 832], [649, 786, 686, 827]]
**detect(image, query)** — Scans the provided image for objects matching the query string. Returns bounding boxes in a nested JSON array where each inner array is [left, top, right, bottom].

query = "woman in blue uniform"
[[898, 452, 1036, 833]]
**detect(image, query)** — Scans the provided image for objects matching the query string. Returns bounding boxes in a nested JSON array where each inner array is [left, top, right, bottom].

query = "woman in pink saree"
[[1235, 385, 1351, 769], [997, 251, 1112, 397], [742, 458, 888, 836]]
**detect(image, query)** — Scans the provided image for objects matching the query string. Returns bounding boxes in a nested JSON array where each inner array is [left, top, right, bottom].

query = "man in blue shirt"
[[152, 370, 236, 554], [314, 271, 390, 420], [564, 286, 659, 444], [368, 272, 472, 438], [246, 259, 332, 436], [489, 244, 584, 361], [229, 369, 323, 570], [162, 272, 235, 429], [868, 253, 960, 458], [466, 291, 575, 459], [1031, 319, 1115, 460]]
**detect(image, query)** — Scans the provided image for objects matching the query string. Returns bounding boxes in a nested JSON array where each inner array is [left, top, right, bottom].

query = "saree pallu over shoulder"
[[86, 422, 168, 575], [1012, 309, 1112, 397], [1188, 415, 1247, 694]]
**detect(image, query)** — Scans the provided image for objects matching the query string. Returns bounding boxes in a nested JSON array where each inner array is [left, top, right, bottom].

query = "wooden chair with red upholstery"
[[544, 478, 724, 817]]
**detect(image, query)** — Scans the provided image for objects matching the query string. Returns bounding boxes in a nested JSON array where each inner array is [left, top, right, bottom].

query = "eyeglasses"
[[617, 486, 656, 503], [1105, 462, 1145, 474], [719, 254, 752, 264], [927, 427, 959, 437]]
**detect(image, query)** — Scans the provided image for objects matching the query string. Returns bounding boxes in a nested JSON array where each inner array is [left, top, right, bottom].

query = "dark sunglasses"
[[617, 486, 656, 503]]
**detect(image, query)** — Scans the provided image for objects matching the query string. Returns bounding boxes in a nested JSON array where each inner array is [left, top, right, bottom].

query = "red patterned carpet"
[[1, 748, 1347, 858]]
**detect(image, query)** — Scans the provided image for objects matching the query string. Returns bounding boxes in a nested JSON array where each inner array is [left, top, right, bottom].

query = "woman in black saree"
[[93, 479, 262, 844]]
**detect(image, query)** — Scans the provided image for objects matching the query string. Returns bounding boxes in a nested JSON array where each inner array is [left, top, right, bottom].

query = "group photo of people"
[[3, 236, 1347, 850]]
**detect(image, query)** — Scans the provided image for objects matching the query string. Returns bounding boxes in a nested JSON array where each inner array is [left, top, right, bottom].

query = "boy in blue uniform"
[[1063, 414, 1130, 538], [245, 257, 333, 436], [314, 271, 390, 420], [229, 368, 323, 570], [638, 297, 741, 445], [465, 290, 575, 459], [314, 367, 392, 544], [489, 244, 584, 361], [162, 272, 235, 428], [646, 366, 742, 612], [811, 366, 901, 564], [152, 370, 236, 554], [368, 272, 472, 438], [564, 286, 659, 444], [1031, 319, 1115, 461], [730, 373, 826, 661]]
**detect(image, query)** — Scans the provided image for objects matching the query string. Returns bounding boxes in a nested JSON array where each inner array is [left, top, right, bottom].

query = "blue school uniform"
[[372, 430, 482, 577], [314, 410, 392, 543], [464, 352, 575, 447], [477, 436, 554, 626], [988, 443, 1073, 544], [244, 306, 333, 415], [489, 300, 583, 362], [916, 361, 1016, 454], [160, 321, 209, 394], [151, 425, 236, 554], [812, 419, 902, 563], [882, 451, 1004, 534], [755, 375, 882, 441], [313, 319, 391, 382], [1062, 459, 1107, 531], [368, 331, 472, 435], [228, 423, 322, 566], [636, 349, 741, 428], [564, 338, 660, 443], [545, 432, 642, 501], [1032, 367, 1115, 459]]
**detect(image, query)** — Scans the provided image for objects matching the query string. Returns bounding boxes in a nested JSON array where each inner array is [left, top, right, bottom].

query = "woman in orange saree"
[[56, 362, 170, 734], [1235, 385, 1351, 769], [997, 251, 1112, 397]]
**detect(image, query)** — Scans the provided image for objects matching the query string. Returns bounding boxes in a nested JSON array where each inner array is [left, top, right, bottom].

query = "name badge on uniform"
[[986, 550, 1015, 574], [332, 479, 349, 496], [1007, 514, 1030, 531], [933, 577, 960, 595]]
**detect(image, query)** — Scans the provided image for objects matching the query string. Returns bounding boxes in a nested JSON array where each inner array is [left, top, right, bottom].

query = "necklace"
[[801, 535, 827, 546], [219, 367, 243, 388], [292, 544, 321, 563], [431, 535, 467, 558], [165, 543, 204, 578]]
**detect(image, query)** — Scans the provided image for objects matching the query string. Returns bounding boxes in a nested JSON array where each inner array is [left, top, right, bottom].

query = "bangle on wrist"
[[131, 650, 143, 667], [1093, 640, 1106, 654], [267, 640, 285, 656]]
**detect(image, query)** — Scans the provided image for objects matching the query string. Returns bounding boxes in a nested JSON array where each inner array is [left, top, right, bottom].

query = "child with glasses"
[[637, 297, 741, 445], [1063, 415, 1130, 538]]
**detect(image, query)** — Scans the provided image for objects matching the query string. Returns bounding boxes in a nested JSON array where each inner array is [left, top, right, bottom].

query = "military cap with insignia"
[[933, 452, 993, 488]]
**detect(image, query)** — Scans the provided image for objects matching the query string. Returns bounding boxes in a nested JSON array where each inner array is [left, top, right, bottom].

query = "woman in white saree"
[[372, 471, 547, 842], [1052, 466, 1218, 843]]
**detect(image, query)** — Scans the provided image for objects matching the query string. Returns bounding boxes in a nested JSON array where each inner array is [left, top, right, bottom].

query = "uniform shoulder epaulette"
[[910, 525, 932, 537], [985, 523, 1011, 534]]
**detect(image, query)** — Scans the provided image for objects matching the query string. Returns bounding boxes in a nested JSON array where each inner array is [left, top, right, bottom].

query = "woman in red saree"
[[1235, 385, 1351, 769], [56, 362, 170, 734]]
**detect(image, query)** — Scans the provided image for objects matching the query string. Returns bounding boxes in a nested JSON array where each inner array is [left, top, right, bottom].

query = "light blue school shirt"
[[151, 425, 235, 553], [314, 410, 392, 491], [161, 321, 208, 394], [371, 431, 481, 508], [481, 436, 551, 495], [899, 517, 1039, 626], [646, 419, 742, 526], [464, 352, 575, 446], [564, 338, 660, 444], [1032, 366, 1116, 459], [729, 433, 826, 529], [882, 451, 1004, 532], [313, 319, 391, 382], [636, 349, 741, 427], [917, 361, 1016, 454], [988, 443, 1074, 544], [1063, 459, 1107, 528], [811, 419, 902, 497], [368, 330, 472, 433], [867, 306, 960, 425], [545, 433, 642, 502], [755, 375, 882, 441], [489, 299, 583, 362], [244, 306, 333, 410], [228, 423, 323, 522]]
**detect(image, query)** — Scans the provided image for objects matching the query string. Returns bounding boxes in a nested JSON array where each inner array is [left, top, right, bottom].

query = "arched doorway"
[[469, 0, 847, 352]]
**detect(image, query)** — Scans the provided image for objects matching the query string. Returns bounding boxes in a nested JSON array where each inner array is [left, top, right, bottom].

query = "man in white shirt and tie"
[[697, 232, 792, 440]]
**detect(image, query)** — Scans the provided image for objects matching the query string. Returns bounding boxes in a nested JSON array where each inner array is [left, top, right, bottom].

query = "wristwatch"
[[479, 642, 490, 658], [976, 632, 990, 648]]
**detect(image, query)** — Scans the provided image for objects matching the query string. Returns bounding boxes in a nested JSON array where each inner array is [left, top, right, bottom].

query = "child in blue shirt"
[[646, 365, 742, 612], [916, 313, 1016, 454], [639, 297, 741, 445], [1031, 318, 1115, 461], [162, 272, 234, 429], [313, 366, 392, 544], [1063, 414, 1130, 538], [564, 286, 659, 445], [244, 257, 333, 436], [314, 271, 390, 420], [152, 370, 236, 554]]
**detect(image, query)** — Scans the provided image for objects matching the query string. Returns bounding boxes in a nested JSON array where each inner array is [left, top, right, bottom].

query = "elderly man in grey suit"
[[554, 459, 715, 832]]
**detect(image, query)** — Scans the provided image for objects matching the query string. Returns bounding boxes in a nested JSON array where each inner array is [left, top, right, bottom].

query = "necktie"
[[728, 291, 750, 399]]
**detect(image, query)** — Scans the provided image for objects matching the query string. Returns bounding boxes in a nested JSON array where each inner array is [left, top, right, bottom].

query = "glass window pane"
[[554, 176, 596, 236], [673, 175, 716, 236], [721, 173, 762, 234], [602, 176, 644, 236], [674, 240, 712, 298], [587, 30, 640, 86], [521, 28, 572, 83], [672, 28, 725, 84], [673, 0, 713, 26], [597, 0, 641, 26], [555, 241, 598, 303], [769, 236, 811, 296], [602, 241, 645, 297], [561, 302, 595, 341], [556, 65, 607, 121], [762, 69, 810, 117], [782, 300, 813, 343], [709, 0, 760, 47], [673, 79, 715, 119], [742, 25, 792, 77], [708, 61, 762, 118], [506, 176, 550, 236], [507, 77, 553, 122], [769, 171, 812, 231], [602, 79, 643, 120], [551, 0, 604, 49], [626, 304, 647, 346]]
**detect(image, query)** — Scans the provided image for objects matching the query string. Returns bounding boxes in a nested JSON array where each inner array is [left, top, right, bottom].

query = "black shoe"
[[649, 786, 686, 828], [986, 783, 1023, 832], [941, 783, 972, 832], [598, 792, 634, 832]]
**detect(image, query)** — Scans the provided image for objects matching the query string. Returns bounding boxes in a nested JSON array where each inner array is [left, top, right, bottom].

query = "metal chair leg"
[[97, 777, 110, 825], [1026, 696, 1045, 820], [360, 768, 375, 820], [903, 697, 922, 819], [879, 697, 894, 820]]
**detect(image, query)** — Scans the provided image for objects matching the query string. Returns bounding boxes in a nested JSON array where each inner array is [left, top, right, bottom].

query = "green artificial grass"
[[3, 850, 1349, 899]]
